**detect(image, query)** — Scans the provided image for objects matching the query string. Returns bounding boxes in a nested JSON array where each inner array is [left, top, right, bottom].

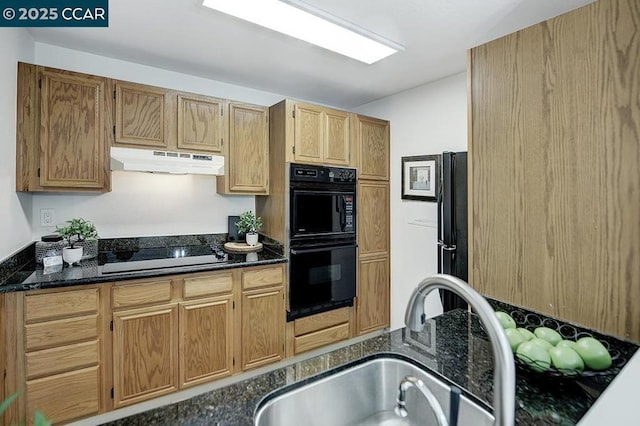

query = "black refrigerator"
[[438, 151, 469, 312]]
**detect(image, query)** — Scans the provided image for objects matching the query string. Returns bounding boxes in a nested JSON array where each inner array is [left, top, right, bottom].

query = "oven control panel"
[[290, 163, 357, 183]]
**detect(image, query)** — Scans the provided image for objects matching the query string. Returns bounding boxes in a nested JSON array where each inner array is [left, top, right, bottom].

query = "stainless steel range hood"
[[110, 147, 224, 175]]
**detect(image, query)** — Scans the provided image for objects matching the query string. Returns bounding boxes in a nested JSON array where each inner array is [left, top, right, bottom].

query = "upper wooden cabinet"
[[177, 94, 224, 153], [16, 63, 111, 192], [217, 102, 269, 195], [270, 99, 350, 167], [353, 114, 390, 181], [115, 81, 170, 149]]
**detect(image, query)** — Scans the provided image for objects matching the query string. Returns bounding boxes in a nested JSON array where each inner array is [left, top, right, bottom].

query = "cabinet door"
[[177, 94, 223, 153], [241, 286, 284, 370], [227, 102, 269, 193], [40, 70, 106, 189], [112, 304, 178, 408], [115, 82, 168, 148], [358, 181, 390, 256], [356, 256, 390, 335], [356, 115, 390, 181], [324, 109, 350, 166], [293, 102, 323, 164], [179, 296, 233, 388]]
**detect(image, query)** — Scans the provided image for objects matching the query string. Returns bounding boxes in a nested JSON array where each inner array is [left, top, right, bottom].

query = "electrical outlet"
[[40, 209, 55, 227]]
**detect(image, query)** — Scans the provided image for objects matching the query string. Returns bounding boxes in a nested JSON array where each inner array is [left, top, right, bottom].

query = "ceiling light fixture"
[[202, 0, 403, 64]]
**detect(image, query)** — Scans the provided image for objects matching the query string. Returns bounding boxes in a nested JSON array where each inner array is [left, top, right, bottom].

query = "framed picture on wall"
[[401, 155, 440, 201]]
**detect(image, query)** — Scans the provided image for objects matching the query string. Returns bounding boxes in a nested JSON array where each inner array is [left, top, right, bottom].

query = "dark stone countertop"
[[0, 234, 286, 293], [100, 309, 639, 426]]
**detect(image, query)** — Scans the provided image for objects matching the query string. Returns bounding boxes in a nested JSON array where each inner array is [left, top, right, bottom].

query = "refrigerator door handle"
[[439, 241, 457, 251]]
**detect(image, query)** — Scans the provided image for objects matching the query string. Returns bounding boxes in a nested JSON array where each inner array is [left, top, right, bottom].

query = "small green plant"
[[1, 392, 51, 426], [235, 211, 263, 234], [55, 218, 99, 248]]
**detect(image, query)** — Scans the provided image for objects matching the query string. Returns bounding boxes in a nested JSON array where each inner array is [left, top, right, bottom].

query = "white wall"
[[0, 29, 34, 259], [355, 72, 468, 330], [30, 43, 289, 240]]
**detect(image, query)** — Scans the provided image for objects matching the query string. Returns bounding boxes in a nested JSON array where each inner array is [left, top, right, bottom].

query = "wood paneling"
[[241, 265, 284, 290], [294, 323, 350, 354], [26, 341, 99, 380], [177, 94, 223, 153], [25, 315, 98, 351], [324, 109, 350, 166], [470, 0, 640, 341], [218, 102, 269, 194], [355, 115, 390, 181], [112, 280, 172, 309], [40, 70, 106, 189], [294, 102, 323, 163], [356, 256, 390, 335], [183, 272, 233, 299], [241, 286, 284, 370], [25, 287, 98, 322], [358, 181, 390, 257], [115, 82, 168, 148], [26, 366, 100, 424], [112, 304, 178, 407], [293, 307, 350, 336], [179, 296, 233, 387]]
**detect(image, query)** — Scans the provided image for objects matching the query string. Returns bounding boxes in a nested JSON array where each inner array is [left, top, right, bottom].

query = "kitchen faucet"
[[404, 274, 516, 426], [395, 375, 449, 426]]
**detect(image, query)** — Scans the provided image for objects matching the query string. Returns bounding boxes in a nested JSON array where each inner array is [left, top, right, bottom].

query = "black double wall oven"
[[287, 163, 357, 321]]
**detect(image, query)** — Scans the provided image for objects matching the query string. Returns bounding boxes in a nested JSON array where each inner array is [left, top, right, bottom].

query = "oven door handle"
[[291, 244, 357, 256]]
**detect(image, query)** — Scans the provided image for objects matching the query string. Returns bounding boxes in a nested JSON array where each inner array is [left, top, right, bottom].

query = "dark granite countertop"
[[100, 308, 639, 426], [0, 234, 286, 293]]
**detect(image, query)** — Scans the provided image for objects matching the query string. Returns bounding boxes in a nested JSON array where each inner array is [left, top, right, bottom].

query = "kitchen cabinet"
[[352, 114, 390, 181], [114, 81, 171, 149], [240, 265, 285, 370], [1, 286, 108, 425], [285, 307, 352, 356], [16, 63, 111, 192], [177, 94, 224, 153], [217, 102, 270, 195], [269, 99, 350, 167], [356, 256, 390, 335]]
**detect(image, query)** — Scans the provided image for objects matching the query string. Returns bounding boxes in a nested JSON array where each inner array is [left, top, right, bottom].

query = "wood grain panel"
[[112, 304, 178, 407], [227, 102, 269, 193], [294, 307, 350, 336], [324, 109, 350, 166], [470, 0, 640, 341], [26, 366, 99, 424], [112, 280, 172, 309], [115, 82, 167, 148], [294, 102, 323, 164], [358, 181, 390, 256], [356, 256, 390, 335], [3, 293, 25, 425], [241, 287, 284, 370], [15, 62, 39, 192], [25, 315, 98, 351], [241, 265, 284, 290], [356, 115, 390, 181], [40, 70, 105, 188], [179, 296, 233, 387], [26, 340, 98, 380], [25, 287, 98, 323], [0, 295, 4, 405], [177, 94, 223, 153], [183, 272, 233, 299], [294, 323, 350, 354]]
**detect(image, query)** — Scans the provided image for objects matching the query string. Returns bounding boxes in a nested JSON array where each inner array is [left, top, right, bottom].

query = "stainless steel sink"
[[254, 354, 494, 426]]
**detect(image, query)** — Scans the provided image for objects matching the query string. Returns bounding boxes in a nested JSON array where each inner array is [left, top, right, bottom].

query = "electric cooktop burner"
[[101, 244, 228, 274]]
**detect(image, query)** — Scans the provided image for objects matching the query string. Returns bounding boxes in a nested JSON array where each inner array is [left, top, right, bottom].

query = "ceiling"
[[27, 0, 596, 109]]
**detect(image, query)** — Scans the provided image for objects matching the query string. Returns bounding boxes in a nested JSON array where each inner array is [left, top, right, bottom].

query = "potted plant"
[[56, 218, 99, 265], [235, 211, 262, 246]]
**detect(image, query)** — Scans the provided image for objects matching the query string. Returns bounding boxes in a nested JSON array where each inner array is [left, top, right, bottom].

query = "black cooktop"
[[101, 244, 228, 274]]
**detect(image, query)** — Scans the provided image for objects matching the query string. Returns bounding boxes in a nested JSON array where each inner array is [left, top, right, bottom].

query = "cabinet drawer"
[[112, 279, 172, 309], [27, 366, 100, 424], [26, 340, 99, 379], [241, 266, 283, 290], [25, 315, 98, 351], [183, 273, 233, 299], [25, 287, 98, 323], [294, 323, 350, 354], [294, 308, 350, 336]]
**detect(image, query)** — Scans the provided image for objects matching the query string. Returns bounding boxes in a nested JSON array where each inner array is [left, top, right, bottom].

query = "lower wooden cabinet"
[[112, 304, 179, 408], [241, 286, 285, 370], [356, 255, 390, 335], [286, 307, 353, 356]]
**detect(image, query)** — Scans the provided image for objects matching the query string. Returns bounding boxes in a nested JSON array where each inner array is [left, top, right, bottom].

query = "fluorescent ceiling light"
[[202, 0, 403, 64]]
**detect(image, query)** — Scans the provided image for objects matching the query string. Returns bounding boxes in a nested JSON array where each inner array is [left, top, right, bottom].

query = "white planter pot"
[[246, 232, 259, 246], [62, 247, 83, 265]]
